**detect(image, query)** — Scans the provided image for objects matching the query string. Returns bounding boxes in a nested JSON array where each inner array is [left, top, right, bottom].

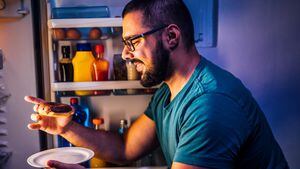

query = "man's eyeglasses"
[[122, 25, 168, 52]]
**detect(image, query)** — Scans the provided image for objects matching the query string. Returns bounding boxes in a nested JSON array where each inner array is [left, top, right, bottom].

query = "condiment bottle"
[[70, 98, 87, 126], [90, 118, 107, 168], [91, 44, 110, 95], [118, 119, 128, 135], [72, 43, 95, 96], [59, 46, 73, 82]]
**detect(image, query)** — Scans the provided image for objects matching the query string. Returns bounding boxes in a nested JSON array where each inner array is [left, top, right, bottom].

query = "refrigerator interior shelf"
[[54, 35, 112, 42], [51, 81, 159, 91], [48, 17, 122, 28]]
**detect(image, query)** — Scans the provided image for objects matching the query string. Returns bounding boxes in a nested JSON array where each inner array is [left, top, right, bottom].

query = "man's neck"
[[165, 47, 201, 101]]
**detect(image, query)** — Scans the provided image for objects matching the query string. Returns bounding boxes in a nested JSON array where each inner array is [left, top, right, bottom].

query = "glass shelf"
[[48, 18, 122, 28], [51, 81, 159, 91]]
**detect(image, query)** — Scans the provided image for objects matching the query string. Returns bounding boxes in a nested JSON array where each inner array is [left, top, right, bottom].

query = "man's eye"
[[132, 39, 140, 46]]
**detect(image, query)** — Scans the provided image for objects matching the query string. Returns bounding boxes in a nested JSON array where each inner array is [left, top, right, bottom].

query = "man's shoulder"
[[193, 58, 252, 107], [195, 58, 243, 91]]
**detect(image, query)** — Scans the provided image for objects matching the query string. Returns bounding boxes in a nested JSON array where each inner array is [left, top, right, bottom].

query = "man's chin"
[[140, 78, 162, 88]]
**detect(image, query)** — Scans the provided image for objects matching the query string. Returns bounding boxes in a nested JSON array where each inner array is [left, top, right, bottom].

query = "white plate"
[[27, 147, 94, 168]]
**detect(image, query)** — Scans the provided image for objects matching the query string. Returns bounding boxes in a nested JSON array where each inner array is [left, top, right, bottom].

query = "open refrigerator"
[[36, 0, 166, 167], [33, 0, 217, 167]]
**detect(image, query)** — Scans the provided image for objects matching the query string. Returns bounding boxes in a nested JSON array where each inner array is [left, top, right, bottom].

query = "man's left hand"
[[46, 160, 85, 169]]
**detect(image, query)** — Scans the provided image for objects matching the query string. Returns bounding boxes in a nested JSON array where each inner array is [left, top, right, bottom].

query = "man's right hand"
[[24, 96, 74, 135]]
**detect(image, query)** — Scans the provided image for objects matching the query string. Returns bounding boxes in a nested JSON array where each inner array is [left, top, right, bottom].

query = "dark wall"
[[198, 0, 300, 168]]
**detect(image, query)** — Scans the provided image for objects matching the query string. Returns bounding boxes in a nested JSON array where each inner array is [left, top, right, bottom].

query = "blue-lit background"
[[194, 0, 300, 168]]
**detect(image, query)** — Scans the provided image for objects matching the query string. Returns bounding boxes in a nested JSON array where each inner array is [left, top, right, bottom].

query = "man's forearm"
[[60, 121, 127, 164]]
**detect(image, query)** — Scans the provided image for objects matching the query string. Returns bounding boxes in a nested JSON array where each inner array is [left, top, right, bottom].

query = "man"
[[26, 0, 289, 168]]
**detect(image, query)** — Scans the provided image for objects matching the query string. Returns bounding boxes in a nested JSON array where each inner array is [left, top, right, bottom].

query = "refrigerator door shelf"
[[51, 81, 160, 92]]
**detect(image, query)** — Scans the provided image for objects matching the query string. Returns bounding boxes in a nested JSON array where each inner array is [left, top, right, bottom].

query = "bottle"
[[126, 60, 139, 81], [59, 46, 73, 82], [92, 118, 104, 130], [70, 98, 91, 168], [118, 119, 128, 135], [126, 60, 139, 94], [58, 97, 87, 148], [90, 118, 107, 168], [91, 44, 110, 95], [70, 98, 87, 126], [118, 119, 134, 167], [72, 43, 95, 96]]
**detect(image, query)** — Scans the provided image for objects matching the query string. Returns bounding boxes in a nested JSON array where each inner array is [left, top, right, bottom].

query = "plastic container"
[[51, 6, 110, 19], [72, 43, 95, 96], [50, 5, 112, 40]]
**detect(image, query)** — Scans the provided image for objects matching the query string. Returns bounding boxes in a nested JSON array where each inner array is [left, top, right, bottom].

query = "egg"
[[66, 28, 81, 39], [89, 27, 102, 40], [52, 28, 66, 40]]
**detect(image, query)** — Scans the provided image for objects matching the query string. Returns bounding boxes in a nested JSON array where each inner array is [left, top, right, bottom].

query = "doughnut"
[[39, 102, 73, 117]]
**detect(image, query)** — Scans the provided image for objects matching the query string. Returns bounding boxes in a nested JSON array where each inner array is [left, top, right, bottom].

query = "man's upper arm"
[[124, 114, 159, 161], [172, 162, 209, 169]]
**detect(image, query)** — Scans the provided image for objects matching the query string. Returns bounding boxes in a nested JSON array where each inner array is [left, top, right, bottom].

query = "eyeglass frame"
[[122, 25, 168, 52]]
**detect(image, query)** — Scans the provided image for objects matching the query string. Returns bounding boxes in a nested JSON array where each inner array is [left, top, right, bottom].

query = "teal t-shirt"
[[145, 57, 289, 169]]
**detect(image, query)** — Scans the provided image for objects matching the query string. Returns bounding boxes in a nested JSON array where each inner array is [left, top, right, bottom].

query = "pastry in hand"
[[39, 102, 74, 117]]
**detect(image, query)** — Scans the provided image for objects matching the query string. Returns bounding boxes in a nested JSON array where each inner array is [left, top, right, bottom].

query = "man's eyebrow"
[[123, 34, 136, 40]]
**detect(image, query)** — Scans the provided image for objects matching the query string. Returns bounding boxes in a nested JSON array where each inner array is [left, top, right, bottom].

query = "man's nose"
[[121, 46, 134, 60]]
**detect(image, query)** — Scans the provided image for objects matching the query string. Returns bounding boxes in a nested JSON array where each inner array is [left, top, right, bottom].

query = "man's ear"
[[164, 24, 180, 51]]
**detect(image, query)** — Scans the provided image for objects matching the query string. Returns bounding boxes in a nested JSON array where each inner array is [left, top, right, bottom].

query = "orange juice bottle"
[[90, 118, 108, 168], [72, 43, 95, 96], [91, 44, 110, 95]]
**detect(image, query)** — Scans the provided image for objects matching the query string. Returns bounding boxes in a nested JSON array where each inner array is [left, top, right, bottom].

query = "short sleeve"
[[173, 93, 250, 169], [144, 83, 169, 120], [144, 102, 153, 120]]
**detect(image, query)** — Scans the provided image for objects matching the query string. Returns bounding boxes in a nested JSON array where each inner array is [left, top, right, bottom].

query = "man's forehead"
[[122, 11, 148, 39]]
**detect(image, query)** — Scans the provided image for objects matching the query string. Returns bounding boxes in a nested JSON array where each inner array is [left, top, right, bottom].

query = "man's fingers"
[[33, 103, 51, 114], [27, 123, 41, 130], [31, 114, 41, 122], [33, 104, 38, 112], [24, 96, 45, 104], [47, 160, 85, 169]]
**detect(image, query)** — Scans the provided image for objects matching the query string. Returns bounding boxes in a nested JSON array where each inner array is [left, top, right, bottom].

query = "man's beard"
[[140, 39, 171, 87]]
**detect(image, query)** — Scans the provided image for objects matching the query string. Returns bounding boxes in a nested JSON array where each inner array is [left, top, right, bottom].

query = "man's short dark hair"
[[122, 0, 195, 50]]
